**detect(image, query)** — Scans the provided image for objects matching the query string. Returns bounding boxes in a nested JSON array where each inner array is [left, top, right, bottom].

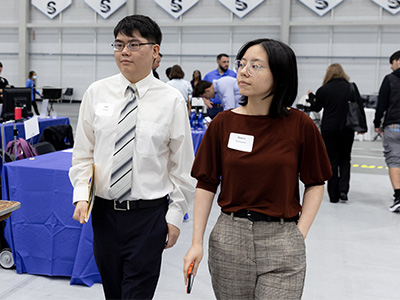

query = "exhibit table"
[[1, 151, 101, 286], [0, 116, 70, 145]]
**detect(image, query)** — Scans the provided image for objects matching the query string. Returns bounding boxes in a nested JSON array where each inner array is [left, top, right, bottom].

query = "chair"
[[33, 141, 56, 155], [62, 88, 74, 103], [38, 125, 74, 151]]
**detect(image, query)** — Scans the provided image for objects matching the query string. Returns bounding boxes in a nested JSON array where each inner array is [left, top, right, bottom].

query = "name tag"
[[96, 103, 114, 116], [228, 133, 254, 152]]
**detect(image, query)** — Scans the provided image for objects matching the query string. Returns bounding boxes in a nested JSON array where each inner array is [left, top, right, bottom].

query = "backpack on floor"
[[6, 138, 37, 160]]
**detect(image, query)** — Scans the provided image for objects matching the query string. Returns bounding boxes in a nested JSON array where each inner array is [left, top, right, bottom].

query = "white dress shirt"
[[69, 72, 196, 230], [166, 79, 193, 102]]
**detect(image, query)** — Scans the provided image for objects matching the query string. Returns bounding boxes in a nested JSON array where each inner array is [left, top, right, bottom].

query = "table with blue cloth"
[[1, 151, 100, 286], [1, 116, 70, 145], [0, 116, 70, 173], [1, 128, 206, 287], [191, 127, 206, 155]]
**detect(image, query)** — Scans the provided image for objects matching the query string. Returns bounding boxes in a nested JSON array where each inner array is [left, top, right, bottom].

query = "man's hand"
[[375, 127, 382, 134], [202, 97, 213, 109], [165, 223, 180, 249], [72, 201, 88, 224]]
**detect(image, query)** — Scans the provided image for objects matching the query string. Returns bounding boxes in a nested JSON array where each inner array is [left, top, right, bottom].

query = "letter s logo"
[[47, 1, 57, 15], [100, 0, 111, 13], [235, 0, 248, 11], [171, 0, 183, 13], [388, 0, 400, 9], [315, 0, 329, 10]]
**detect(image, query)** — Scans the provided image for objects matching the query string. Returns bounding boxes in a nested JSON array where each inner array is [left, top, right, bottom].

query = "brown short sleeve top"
[[191, 109, 332, 218]]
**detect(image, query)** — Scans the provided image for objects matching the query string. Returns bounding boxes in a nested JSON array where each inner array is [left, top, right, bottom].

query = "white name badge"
[[228, 133, 254, 153], [95, 103, 114, 116]]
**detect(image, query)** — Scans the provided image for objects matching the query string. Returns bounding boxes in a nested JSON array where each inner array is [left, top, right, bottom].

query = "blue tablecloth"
[[1, 116, 70, 146], [1, 128, 206, 287], [191, 127, 206, 155], [1, 151, 101, 286]]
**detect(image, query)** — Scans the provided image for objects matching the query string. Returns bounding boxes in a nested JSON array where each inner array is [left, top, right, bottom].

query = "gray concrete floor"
[[1, 102, 399, 299]]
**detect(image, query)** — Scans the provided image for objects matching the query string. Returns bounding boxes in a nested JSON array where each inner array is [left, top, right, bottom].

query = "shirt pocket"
[[136, 120, 169, 156]]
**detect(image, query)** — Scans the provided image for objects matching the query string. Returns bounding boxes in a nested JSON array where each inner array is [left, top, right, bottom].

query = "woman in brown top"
[[184, 39, 332, 299]]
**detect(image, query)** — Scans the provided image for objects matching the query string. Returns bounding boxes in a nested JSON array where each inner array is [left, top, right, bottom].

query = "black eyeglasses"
[[111, 41, 155, 52]]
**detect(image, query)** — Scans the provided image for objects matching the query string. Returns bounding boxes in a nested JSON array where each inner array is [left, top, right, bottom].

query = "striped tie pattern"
[[109, 86, 138, 201]]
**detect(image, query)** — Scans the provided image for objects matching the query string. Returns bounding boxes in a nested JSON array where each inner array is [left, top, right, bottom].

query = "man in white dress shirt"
[[69, 15, 195, 300]]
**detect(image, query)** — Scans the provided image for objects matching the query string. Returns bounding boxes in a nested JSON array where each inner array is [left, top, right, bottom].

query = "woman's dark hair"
[[165, 67, 172, 80], [28, 71, 35, 78], [169, 65, 185, 79], [236, 38, 298, 118], [192, 70, 201, 80], [114, 15, 162, 45]]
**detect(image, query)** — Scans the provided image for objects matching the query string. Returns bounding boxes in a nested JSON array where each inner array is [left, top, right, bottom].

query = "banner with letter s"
[[31, 0, 71, 19], [84, 0, 127, 19], [298, 0, 344, 16], [218, 0, 265, 18], [371, 0, 400, 14], [154, 0, 199, 19]]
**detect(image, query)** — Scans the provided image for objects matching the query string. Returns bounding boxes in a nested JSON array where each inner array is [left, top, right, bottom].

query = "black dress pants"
[[32, 99, 40, 115], [92, 200, 168, 300], [321, 129, 355, 202]]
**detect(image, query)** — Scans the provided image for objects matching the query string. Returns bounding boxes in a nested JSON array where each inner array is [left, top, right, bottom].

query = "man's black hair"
[[217, 53, 229, 60], [114, 15, 162, 45], [390, 51, 400, 64]]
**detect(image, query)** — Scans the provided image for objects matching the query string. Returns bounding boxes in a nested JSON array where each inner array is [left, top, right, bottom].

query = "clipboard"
[[84, 165, 95, 223]]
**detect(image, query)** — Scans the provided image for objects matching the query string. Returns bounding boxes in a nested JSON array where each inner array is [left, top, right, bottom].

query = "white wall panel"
[[331, 27, 378, 57], [61, 29, 94, 54], [291, 27, 331, 57], [0, 0, 18, 24], [30, 29, 59, 53]]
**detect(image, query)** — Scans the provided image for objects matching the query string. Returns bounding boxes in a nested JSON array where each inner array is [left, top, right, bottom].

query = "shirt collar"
[[119, 72, 154, 99]]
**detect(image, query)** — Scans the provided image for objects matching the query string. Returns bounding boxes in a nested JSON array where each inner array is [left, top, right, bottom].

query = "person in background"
[[184, 38, 331, 300], [203, 53, 236, 118], [165, 67, 172, 81], [69, 15, 196, 300], [307, 63, 365, 203], [167, 64, 193, 113], [193, 77, 241, 111], [25, 71, 41, 115], [373, 50, 400, 212], [0, 61, 10, 101], [152, 52, 162, 79], [191, 70, 202, 89]]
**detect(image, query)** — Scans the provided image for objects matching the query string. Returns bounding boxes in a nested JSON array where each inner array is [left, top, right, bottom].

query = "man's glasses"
[[234, 59, 267, 76], [111, 41, 155, 52]]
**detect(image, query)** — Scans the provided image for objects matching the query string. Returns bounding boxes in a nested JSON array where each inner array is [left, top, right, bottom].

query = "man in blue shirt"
[[193, 77, 241, 111], [203, 53, 236, 118]]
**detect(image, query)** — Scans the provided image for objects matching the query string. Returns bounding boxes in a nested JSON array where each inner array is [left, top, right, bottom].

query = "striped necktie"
[[109, 86, 138, 201]]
